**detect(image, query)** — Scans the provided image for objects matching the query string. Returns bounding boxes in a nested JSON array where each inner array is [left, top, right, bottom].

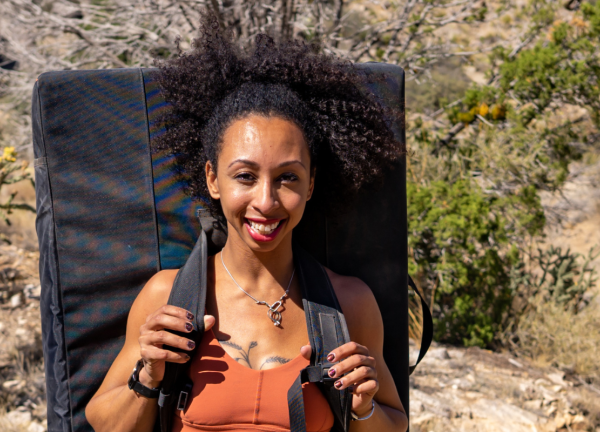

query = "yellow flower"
[[2, 147, 17, 163], [478, 103, 489, 117], [490, 104, 506, 120]]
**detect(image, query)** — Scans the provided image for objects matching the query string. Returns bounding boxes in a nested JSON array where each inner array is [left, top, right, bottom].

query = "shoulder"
[[324, 267, 383, 347], [129, 269, 179, 321]]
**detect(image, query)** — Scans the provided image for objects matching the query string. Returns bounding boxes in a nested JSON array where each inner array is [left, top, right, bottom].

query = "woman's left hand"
[[301, 341, 378, 417]]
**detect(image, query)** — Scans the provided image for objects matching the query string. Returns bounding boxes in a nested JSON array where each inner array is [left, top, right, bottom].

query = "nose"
[[252, 178, 280, 215]]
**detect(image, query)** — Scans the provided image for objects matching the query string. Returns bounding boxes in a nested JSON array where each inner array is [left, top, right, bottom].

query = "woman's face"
[[206, 114, 314, 253]]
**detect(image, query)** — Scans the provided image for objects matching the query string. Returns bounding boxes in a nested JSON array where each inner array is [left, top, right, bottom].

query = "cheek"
[[217, 179, 251, 214], [280, 189, 307, 216]]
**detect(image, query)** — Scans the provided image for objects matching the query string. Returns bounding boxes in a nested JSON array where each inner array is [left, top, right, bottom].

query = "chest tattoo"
[[217, 339, 291, 370]]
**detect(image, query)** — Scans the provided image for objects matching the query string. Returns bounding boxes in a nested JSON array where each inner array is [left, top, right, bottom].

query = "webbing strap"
[[408, 275, 433, 375], [288, 373, 306, 432], [288, 364, 338, 432], [158, 230, 207, 432]]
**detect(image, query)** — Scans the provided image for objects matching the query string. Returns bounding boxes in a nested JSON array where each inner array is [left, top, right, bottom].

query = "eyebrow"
[[227, 159, 306, 169]]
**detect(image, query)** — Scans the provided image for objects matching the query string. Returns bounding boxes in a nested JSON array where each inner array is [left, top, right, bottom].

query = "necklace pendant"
[[268, 309, 282, 326]]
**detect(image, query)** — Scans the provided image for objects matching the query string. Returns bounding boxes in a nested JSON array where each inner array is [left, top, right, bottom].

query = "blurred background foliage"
[[408, 0, 600, 349], [1, 0, 599, 376]]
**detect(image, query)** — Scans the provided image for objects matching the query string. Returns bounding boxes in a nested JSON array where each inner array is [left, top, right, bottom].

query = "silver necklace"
[[220, 252, 295, 327]]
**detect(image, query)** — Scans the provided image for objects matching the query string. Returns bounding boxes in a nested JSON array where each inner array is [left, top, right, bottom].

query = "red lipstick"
[[244, 218, 286, 242]]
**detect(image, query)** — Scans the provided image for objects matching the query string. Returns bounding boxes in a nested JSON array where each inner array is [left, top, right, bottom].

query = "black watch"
[[128, 359, 160, 398]]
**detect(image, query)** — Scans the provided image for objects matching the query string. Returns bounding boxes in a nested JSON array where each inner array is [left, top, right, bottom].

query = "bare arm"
[[325, 269, 408, 432], [85, 270, 215, 432]]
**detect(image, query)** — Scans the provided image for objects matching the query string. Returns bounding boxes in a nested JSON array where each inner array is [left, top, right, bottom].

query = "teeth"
[[249, 220, 280, 234]]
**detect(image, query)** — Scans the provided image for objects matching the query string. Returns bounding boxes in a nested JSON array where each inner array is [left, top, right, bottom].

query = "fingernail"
[[328, 368, 336, 378], [185, 322, 193, 332], [334, 380, 343, 389], [184, 354, 191, 361], [187, 340, 195, 349], [187, 312, 194, 320], [327, 353, 335, 362]]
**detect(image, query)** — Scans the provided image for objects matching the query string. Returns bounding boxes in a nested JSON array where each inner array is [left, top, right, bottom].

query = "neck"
[[219, 222, 295, 298]]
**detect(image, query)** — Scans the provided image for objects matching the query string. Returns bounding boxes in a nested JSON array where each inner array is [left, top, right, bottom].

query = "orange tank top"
[[172, 327, 335, 432]]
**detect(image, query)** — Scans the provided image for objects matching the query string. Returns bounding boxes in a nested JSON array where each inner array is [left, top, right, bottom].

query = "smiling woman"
[[206, 114, 314, 251], [84, 8, 406, 432]]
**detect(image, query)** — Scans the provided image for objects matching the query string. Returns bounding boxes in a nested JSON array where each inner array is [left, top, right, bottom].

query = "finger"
[[142, 330, 197, 352], [349, 378, 379, 395], [146, 305, 195, 324], [333, 366, 376, 390], [300, 344, 312, 361], [141, 345, 191, 364], [326, 341, 369, 363], [145, 313, 194, 333], [204, 315, 216, 331], [327, 353, 376, 378]]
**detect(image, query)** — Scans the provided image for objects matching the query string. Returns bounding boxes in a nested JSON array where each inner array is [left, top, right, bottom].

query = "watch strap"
[[128, 359, 160, 398]]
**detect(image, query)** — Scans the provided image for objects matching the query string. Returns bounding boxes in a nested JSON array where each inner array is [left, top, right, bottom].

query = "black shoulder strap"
[[287, 246, 352, 432], [408, 275, 433, 375], [158, 230, 208, 432]]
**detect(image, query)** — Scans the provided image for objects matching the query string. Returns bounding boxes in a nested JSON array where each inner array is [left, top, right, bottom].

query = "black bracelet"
[[127, 359, 160, 399]]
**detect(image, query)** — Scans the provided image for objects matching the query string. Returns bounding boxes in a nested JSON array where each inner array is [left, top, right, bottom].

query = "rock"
[[547, 372, 566, 386], [10, 292, 22, 308], [427, 348, 451, 360], [24, 284, 41, 300], [6, 408, 32, 425], [508, 358, 523, 368], [555, 413, 567, 429], [522, 399, 543, 410], [571, 414, 588, 430], [27, 421, 45, 432], [410, 400, 425, 415], [3, 379, 22, 389]]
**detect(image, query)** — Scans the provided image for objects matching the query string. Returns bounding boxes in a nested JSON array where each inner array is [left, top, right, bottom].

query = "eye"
[[279, 173, 299, 183], [234, 172, 255, 182]]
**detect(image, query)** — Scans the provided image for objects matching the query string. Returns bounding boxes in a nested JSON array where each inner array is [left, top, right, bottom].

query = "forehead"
[[219, 114, 309, 164]]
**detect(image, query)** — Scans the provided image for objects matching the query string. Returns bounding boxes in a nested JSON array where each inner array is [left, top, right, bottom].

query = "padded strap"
[[408, 275, 433, 375], [158, 230, 208, 432], [289, 247, 352, 432]]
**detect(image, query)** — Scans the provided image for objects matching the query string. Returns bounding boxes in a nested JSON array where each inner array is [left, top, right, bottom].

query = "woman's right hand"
[[138, 305, 216, 385]]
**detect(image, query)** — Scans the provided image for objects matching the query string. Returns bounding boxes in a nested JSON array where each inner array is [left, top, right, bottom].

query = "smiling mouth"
[[246, 219, 284, 236]]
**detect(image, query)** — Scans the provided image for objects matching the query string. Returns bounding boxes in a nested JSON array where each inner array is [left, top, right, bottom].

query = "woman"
[[86, 10, 407, 432]]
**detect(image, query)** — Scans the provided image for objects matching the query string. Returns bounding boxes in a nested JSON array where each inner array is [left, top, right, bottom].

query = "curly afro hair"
[[153, 9, 403, 218]]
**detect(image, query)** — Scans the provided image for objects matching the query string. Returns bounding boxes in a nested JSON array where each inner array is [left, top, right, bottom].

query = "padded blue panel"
[[34, 68, 160, 431], [142, 69, 204, 269]]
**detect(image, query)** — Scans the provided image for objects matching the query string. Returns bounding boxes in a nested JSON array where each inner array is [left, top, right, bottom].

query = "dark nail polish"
[[187, 312, 194, 320], [185, 322, 193, 332], [334, 380, 343, 389], [187, 340, 195, 349], [327, 353, 335, 362], [328, 368, 336, 378]]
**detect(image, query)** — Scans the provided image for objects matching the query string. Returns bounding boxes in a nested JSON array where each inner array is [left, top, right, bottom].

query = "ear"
[[306, 167, 316, 201], [206, 161, 220, 200]]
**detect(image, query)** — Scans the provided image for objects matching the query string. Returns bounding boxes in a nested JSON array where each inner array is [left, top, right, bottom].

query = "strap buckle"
[[318, 362, 337, 383], [177, 381, 193, 411]]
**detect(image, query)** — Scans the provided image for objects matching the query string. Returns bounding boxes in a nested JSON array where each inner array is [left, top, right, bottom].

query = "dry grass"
[[0, 304, 47, 423], [513, 296, 600, 381], [0, 243, 45, 429]]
